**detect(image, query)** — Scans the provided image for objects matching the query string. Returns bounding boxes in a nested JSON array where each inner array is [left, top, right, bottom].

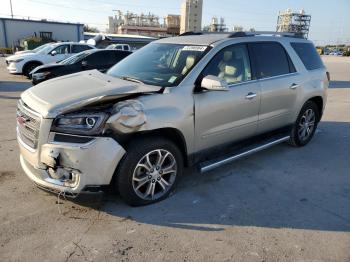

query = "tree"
[[83, 25, 100, 33]]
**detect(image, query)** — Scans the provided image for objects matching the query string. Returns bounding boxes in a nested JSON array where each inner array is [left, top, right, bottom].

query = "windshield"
[[59, 51, 90, 65], [107, 43, 209, 87], [32, 43, 51, 53], [37, 44, 55, 54]]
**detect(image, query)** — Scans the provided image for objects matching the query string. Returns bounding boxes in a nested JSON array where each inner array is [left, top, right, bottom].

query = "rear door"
[[249, 42, 300, 133]]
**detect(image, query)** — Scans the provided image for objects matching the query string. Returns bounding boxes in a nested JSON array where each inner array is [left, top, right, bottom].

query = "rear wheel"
[[115, 137, 183, 206], [289, 101, 320, 147], [23, 62, 41, 77]]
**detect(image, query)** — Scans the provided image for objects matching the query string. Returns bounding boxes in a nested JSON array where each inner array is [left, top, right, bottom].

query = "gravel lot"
[[0, 56, 349, 262]]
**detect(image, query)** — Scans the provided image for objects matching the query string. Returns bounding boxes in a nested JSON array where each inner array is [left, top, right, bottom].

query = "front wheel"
[[289, 101, 320, 147], [115, 137, 184, 206]]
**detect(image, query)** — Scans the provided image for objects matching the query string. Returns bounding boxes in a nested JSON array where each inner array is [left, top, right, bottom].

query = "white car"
[[106, 44, 132, 52], [6, 42, 95, 76]]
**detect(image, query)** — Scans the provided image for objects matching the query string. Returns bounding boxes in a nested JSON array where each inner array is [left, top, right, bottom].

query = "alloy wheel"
[[298, 108, 316, 141], [132, 149, 177, 201]]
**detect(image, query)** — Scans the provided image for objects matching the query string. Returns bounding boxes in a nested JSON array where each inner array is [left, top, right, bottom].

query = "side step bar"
[[200, 136, 290, 173]]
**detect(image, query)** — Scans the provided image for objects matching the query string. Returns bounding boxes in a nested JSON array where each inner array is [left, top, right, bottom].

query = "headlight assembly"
[[51, 112, 108, 135]]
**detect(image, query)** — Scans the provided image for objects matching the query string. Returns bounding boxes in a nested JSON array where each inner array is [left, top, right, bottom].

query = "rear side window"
[[72, 45, 93, 53], [250, 42, 294, 79], [291, 42, 324, 70]]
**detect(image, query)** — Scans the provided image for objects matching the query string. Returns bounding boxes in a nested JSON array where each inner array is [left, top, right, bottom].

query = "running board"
[[200, 136, 290, 173]]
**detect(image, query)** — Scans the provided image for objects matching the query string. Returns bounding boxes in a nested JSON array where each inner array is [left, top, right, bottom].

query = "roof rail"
[[179, 31, 203, 36], [228, 31, 304, 38]]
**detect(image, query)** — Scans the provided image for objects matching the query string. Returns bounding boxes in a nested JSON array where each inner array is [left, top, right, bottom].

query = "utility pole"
[[10, 0, 14, 18]]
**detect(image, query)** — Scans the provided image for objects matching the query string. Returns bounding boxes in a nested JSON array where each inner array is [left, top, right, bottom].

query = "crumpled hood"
[[21, 70, 162, 118]]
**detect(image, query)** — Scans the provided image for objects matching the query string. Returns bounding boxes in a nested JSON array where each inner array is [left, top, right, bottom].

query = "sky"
[[1, 0, 350, 45]]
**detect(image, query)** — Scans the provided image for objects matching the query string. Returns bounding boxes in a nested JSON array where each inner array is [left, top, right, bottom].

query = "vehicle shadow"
[[329, 80, 350, 89], [72, 121, 350, 232]]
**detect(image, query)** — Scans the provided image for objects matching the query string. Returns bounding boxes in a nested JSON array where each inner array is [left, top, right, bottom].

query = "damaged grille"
[[17, 100, 41, 149]]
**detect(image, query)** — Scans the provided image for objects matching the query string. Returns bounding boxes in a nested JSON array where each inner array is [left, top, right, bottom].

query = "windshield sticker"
[[168, 76, 178, 83], [182, 46, 207, 52]]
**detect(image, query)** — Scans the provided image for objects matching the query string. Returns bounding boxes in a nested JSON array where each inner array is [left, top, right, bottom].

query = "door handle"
[[245, 92, 257, 100], [290, 83, 299, 89]]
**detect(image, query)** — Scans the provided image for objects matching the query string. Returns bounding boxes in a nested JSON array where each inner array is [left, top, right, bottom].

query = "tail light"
[[326, 71, 331, 82]]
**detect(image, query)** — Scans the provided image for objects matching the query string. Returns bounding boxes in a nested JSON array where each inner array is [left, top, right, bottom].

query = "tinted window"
[[84, 52, 102, 66], [201, 44, 252, 85], [250, 42, 292, 79], [72, 45, 92, 53], [113, 51, 131, 62], [291, 42, 324, 70]]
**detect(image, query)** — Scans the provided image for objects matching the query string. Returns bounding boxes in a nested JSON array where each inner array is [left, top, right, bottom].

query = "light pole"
[[10, 0, 14, 18]]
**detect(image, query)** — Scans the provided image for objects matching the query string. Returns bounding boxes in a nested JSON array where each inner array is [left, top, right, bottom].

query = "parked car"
[[6, 42, 95, 76], [30, 49, 132, 85], [14, 43, 54, 55], [106, 44, 132, 51], [17, 32, 329, 206]]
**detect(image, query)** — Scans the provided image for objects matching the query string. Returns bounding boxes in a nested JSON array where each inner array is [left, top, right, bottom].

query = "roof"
[[156, 34, 231, 46], [0, 17, 83, 26], [156, 32, 309, 46]]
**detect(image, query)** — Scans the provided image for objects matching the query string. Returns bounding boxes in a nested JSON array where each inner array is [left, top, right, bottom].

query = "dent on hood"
[[20, 70, 163, 118]]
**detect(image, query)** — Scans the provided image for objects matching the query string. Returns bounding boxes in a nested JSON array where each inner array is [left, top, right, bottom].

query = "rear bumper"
[[18, 134, 126, 195]]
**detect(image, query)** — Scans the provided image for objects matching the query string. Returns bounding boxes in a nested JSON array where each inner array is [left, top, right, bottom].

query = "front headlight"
[[33, 71, 51, 79], [9, 59, 24, 63], [51, 112, 108, 135]]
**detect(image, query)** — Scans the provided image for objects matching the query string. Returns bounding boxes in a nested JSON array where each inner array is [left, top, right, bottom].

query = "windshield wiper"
[[120, 76, 144, 84]]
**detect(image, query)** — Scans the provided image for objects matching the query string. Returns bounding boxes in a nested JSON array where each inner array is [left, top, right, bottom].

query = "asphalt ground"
[[0, 56, 349, 262]]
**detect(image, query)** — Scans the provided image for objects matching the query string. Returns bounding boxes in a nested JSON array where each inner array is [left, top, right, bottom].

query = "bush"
[[343, 51, 350, 57], [0, 48, 13, 55]]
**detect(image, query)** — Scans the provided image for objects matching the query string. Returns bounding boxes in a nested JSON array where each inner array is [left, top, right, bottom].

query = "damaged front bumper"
[[18, 133, 126, 196]]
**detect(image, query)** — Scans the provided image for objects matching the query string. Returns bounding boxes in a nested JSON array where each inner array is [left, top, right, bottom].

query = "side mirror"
[[51, 50, 57, 56], [201, 75, 229, 91], [81, 60, 88, 67]]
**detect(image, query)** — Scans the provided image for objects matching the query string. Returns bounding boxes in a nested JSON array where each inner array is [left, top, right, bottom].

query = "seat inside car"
[[182, 55, 196, 75]]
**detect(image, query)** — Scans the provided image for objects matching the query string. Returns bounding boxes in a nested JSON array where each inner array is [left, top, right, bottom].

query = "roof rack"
[[229, 31, 303, 38], [179, 31, 304, 39]]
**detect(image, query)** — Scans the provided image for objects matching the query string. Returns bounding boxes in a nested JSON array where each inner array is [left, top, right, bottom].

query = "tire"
[[23, 62, 41, 77], [289, 101, 320, 147], [115, 137, 184, 206]]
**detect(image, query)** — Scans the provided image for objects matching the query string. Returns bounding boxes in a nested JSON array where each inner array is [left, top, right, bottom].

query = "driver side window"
[[202, 44, 252, 86], [52, 44, 70, 55]]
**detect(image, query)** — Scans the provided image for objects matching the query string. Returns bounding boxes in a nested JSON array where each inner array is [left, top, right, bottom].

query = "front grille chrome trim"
[[17, 100, 42, 150]]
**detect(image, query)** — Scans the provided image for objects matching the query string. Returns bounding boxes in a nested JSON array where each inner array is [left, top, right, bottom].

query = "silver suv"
[[17, 32, 329, 206]]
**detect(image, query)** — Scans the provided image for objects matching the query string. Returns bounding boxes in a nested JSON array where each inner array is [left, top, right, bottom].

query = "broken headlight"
[[52, 112, 108, 135]]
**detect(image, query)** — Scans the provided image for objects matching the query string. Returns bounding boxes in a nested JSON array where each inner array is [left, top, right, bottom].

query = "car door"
[[249, 42, 300, 134], [49, 44, 71, 63], [194, 44, 261, 152]]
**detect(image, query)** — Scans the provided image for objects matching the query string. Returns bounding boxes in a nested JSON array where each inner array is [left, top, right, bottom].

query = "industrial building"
[[276, 9, 311, 39], [0, 17, 84, 48], [108, 11, 168, 37], [164, 15, 181, 36], [204, 17, 228, 32], [180, 0, 203, 34]]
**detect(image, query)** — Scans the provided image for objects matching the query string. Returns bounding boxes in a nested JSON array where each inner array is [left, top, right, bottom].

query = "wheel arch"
[[306, 96, 323, 121], [23, 60, 43, 71], [122, 128, 190, 166]]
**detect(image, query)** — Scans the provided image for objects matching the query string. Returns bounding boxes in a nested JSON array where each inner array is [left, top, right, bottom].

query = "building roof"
[[0, 17, 83, 26]]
